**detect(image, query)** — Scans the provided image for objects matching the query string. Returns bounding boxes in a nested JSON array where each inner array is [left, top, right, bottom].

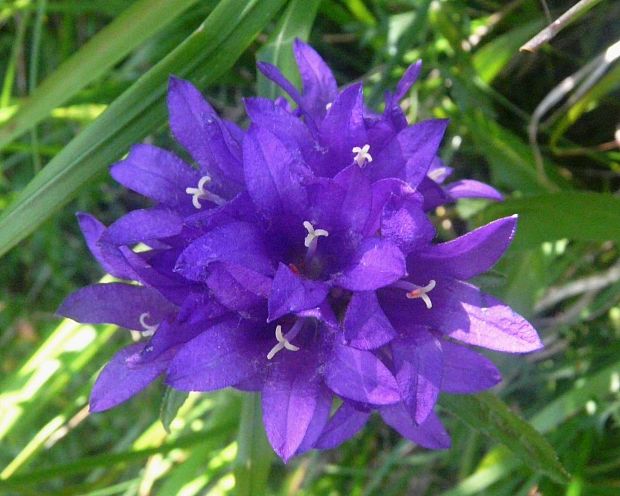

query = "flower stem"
[[234, 393, 274, 496]]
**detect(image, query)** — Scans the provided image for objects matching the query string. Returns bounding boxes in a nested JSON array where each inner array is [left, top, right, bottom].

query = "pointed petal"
[[166, 320, 265, 391], [262, 351, 323, 462], [110, 144, 199, 211], [441, 341, 502, 393], [325, 344, 400, 405], [293, 38, 338, 119], [381, 196, 435, 254], [76, 213, 136, 280], [57, 283, 176, 330], [268, 263, 329, 322], [417, 216, 517, 280], [318, 83, 367, 176], [295, 387, 333, 456], [380, 404, 451, 449], [445, 179, 503, 202], [363, 177, 420, 236], [392, 60, 422, 103], [101, 209, 182, 246], [176, 221, 275, 281], [315, 402, 370, 449], [344, 291, 396, 350], [391, 331, 443, 424], [243, 126, 311, 220], [370, 120, 448, 186], [167, 77, 243, 189], [334, 238, 406, 291], [413, 280, 543, 353], [90, 344, 168, 412], [256, 61, 304, 107], [333, 164, 373, 233]]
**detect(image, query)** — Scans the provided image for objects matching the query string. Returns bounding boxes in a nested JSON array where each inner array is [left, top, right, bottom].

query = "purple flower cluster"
[[59, 40, 542, 462]]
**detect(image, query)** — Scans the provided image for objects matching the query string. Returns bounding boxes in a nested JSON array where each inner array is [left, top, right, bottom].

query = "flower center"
[[185, 175, 226, 209], [139, 312, 159, 336], [352, 144, 372, 167], [392, 279, 436, 309], [267, 322, 302, 360]]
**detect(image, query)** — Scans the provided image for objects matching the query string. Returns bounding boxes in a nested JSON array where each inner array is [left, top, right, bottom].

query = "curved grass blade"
[[441, 393, 570, 483], [0, 0, 288, 259], [0, 0, 201, 149]]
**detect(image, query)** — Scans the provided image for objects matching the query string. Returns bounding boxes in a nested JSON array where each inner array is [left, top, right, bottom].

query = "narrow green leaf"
[[0, 0, 288, 258], [0, 0, 201, 148], [256, 0, 321, 99], [234, 394, 274, 496], [160, 388, 189, 434], [477, 192, 620, 249], [441, 393, 570, 483]]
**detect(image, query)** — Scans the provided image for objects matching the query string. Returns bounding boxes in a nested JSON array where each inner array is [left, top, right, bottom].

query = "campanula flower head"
[[59, 40, 542, 462]]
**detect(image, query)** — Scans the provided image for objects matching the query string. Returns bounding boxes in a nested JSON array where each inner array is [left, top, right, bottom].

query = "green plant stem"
[[234, 394, 274, 496]]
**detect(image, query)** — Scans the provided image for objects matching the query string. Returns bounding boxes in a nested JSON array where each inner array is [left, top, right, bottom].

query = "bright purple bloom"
[[58, 40, 541, 462]]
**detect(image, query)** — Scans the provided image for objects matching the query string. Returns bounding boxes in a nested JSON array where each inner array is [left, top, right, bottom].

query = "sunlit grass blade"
[[0, 0, 288, 259], [0, 0, 201, 149]]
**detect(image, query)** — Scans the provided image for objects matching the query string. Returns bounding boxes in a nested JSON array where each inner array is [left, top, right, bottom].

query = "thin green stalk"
[[234, 394, 274, 496], [28, 0, 47, 173]]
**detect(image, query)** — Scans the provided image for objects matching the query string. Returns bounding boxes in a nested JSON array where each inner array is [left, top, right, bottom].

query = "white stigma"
[[303, 221, 329, 248], [267, 325, 300, 360], [139, 312, 159, 337], [186, 175, 213, 209], [405, 280, 436, 309], [427, 167, 449, 182], [325, 102, 333, 111], [352, 144, 372, 167]]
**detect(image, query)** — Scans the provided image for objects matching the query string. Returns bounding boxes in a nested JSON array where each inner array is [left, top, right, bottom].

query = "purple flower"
[[58, 40, 541, 462]]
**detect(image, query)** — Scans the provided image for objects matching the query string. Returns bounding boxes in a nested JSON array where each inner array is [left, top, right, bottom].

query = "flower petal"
[[175, 221, 275, 281], [295, 387, 333, 456], [391, 331, 443, 425], [444, 179, 503, 202], [57, 283, 176, 330], [167, 77, 243, 189], [243, 126, 311, 220], [90, 343, 169, 412], [334, 238, 406, 291], [262, 351, 323, 462], [268, 263, 329, 322], [343, 291, 396, 350], [325, 343, 400, 405], [392, 60, 422, 104], [380, 404, 451, 449], [333, 164, 373, 233], [318, 83, 367, 176], [314, 402, 370, 449], [76, 213, 136, 280], [441, 341, 502, 393], [101, 208, 182, 246], [110, 144, 199, 211], [381, 196, 435, 254], [293, 38, 338, 120], [166, 320, 266, 391], [416, 216, 517, 280], [370, 119, 448, 186]]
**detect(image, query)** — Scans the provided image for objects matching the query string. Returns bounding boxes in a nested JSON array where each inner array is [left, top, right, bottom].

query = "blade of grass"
[[0, 0, 288, 259], [0, 0, 201, 149]]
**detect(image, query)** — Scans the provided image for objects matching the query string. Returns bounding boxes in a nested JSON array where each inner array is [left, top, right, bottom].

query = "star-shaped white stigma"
[[185, 175, 212, 209], [405, 280, 436, 309], [267, 325, 300, 360], [139, 312, 159, 337], [352, 144, 372, 167], [303, 221, 329, 248]]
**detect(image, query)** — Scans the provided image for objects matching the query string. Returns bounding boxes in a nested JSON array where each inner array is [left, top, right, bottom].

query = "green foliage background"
[[0, 0, 619, 494]]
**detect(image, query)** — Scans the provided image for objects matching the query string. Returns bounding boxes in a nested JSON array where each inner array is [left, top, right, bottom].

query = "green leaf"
[[256, 0, 321, 99], [160, 388, 189, 434], [441, 393, 570, 483], [0, 0, 201, 148], [0, 0, 288, 259], [477, 192, 620, 249], [234, 394, 274, 496]]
